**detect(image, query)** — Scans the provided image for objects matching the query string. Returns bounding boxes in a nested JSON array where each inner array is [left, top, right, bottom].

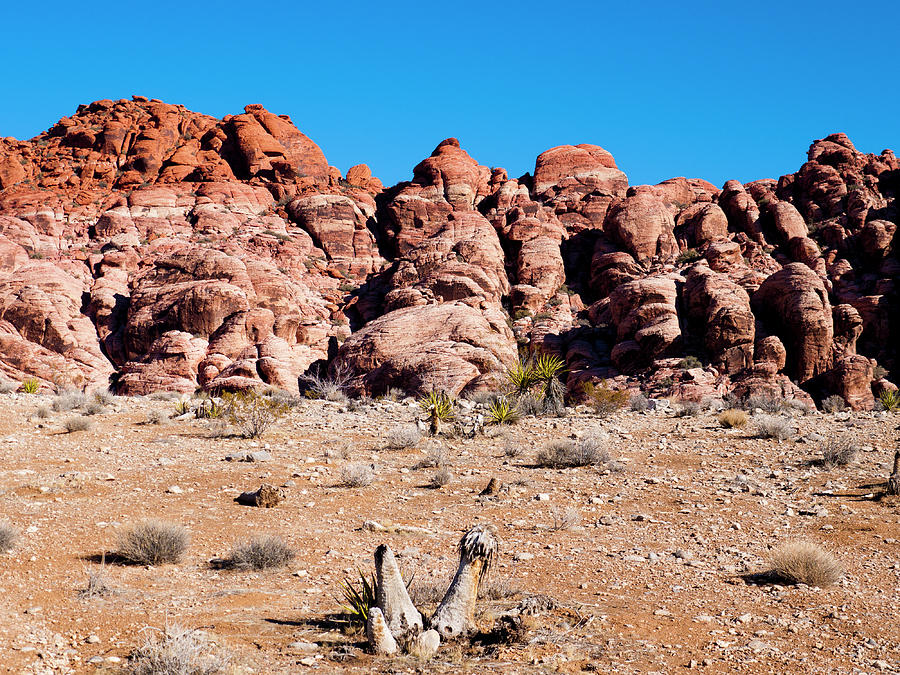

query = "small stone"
[[299, 656, 316, 666], [287, 641, 318, 652], [106, 656, 121, 663], [166, 485, 183, 494], [535, 493, 550, 501], [85, 635, 100, 644], [87, 656, 104, 665], [514, 551, 535, 561]]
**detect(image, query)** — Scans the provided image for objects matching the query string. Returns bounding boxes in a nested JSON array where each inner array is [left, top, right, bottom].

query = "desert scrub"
[[767, 541, 843, 586], [0, 522, 18, 552], [674, 401, 701, 417], [582, 381, 627, 417], [678, 355, 702, 370], [429, 466, 453, 489], [35, 405, 51, 419], [418, 390, 455, 435], [745, 394, 786, 413], [752, 414, 794, 441], [117, 520, 190, 565], [819, 435, 859, 468], [299, 364, 351, 402], [146, 409, 169, 426], [549, 505, 580, 531], [629, 393, 650, 412], [536, 435, 612, 469], [821, 395, 846, 413], [64, 415, 93, 433], [126, 624, 230, 675], [878, 389, 900, 412], [413, 443, 448, 469], [53, 391, 86, 412], [20, 377, 40, 394], [338, 571, 377, 625], [487, 396, 520, 425], [223, 535, 295, 570], [382, 426, 421, 450], [505, 357, 538, 396], [340, 462, 375, 487], [221, 390, 288, 438], [718, 408, 748, 428], [675, 248, 701, 266]]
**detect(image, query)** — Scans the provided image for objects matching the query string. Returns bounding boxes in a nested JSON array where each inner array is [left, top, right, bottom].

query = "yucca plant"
[[195, 398, 225, 419], [173, 399, 191, 416], [534, 353, 566, 409], [21, 377, 40, 394], [487, 396, 520, 425], [879, 389, 900, 413], [418, 390, 455, 435], [505, 358, 538, 395], [338, 570, 377, 626]]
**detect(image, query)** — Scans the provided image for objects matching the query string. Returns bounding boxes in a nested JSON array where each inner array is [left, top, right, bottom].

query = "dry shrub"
[[383, 426, 421, 450], [299, 364, 351, 402], [549, 505, 580, 531], [221, 391, 288, 439], [820, 436, 858, 468], [64, 415, 93, 433], [821, 395, 847, 413], [413, 444, 448, 469], [582, 381, 627, 417], [674, 401, 701, 417], [629, 394, 650, 412], [224, 535, 295, 570], [126, 624, 229, 675], [753, 414, 794, 440], [536, 436, 610, 468], [768, 541, 843, 586], [53, 391, 86, 412], [429, 466, 452, 489], [745, 394, 786, 413], [340, 462, 374, 487], [146, 409, 169, 426], [35, 405, 51, 419], [117, 520, 190, 565], [719, 408, 748, 428], [0, 522, 18, 552]]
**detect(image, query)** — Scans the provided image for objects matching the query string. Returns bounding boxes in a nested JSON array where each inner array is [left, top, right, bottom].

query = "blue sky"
[[2, 1, 898, 188]]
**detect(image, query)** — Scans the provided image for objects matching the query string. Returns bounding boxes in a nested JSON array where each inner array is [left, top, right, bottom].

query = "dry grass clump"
[[117, 520, 190, 565], [0, 522, 18, 552], [299, 364, 351, 403], [382, 426, 421, 450], [53, 391, 86, 412], [745, 394, 786, 413], [536, 435, 611, 469], [35, 405, 51, 419], [718, 408, 749, 428], [146, 409, 169, 426], [64, 415, 93, 433], [767, 541, 843, 586], [340, 462, 375, 487], [820, 436, 859, 468], [126, 624, 229, 675], [82, 400, 106, 415], [674, 401, 701, 417], [79, 560, 112, 599], [429, 466, 453, 489], [753, 414, 794, 440], [503, 441, 523, 458], [549, 505, 580, 531], [629, 394, 650, 412], [413, 443, 448, 469], [223, 535, 295, 570], [821, 395, 847, 413]]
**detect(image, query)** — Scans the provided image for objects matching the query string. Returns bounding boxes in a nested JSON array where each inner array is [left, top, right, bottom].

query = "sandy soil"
[[0, 392, 898, 674]]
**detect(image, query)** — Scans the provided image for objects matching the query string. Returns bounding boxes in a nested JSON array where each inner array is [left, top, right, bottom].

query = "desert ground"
[[0, 390, 898, 674]]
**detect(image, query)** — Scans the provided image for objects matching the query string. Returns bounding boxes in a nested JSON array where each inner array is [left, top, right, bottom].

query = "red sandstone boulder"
[[604, 193, 678, 264], [608, 276, 681, 371]]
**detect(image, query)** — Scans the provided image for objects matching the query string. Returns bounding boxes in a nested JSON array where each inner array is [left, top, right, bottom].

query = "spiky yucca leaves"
[[195, 398, 225, 419], [533, 353, 565, 383], [418, 390, 455, 435], [487, 396, 520, 425], [879, 389, 900, 412], [339, 570, 378, 626], [20, 377, 40, 394], [505, 359, 538, 395]]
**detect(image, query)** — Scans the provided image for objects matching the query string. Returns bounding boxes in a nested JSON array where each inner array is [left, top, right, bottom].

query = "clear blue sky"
[[2, 1, 898, 189]]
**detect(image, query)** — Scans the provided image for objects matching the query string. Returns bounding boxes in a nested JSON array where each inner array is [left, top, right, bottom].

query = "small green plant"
[[418, 390, 455, 435], [195, 398, 225, 419], [675, 249, 701, 266], [878, 389, 900, 412], [678, 355, 702, 370], [513, 309, 532, 320], [821, 395, 846, 413], [487, 396, 520, 425], [582, 381, 627, 417], [505, 358, 538, 395], [173, 399, 191, 416], [338, 571, 378, 626], [21, 377, 40, 394]]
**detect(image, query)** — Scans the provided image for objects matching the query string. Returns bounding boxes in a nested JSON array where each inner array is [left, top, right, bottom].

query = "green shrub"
[[418, 390, 455, 435], [487, 396, 520, 425], [678, 355, 702, 370], [505, 358, 538, 395], [339, 571, 377, 626], [21, 377, 40, 394], [878, 389, 900, 412], [221, 391, 289, 439], [675, 249, 701, 266], [582, 381, 627, 417]]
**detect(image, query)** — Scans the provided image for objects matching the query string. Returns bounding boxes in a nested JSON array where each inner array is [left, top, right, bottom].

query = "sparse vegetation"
[[675, 248, 702, 266], [745, 394, 786, 413], [53, 391, 87, 412], [582, 381, 627, 417], [79, 557, 112, 599], [0, 522, 18, 552], [820, 435, 858, 468], [414, 443, 448, 469], [718, 408, 749, 428], [195, 398, 225, 419], [382, 426, 421, 450], [487, 396, 520, 425], [429, 466, 453, 488], [873, 365, 887, 380], [20, 377, 40, 394], [117, 520, 190, 565], [678, 355, 702, 370], [674, 401, 701, 417], [505, 358, 538, 395], [64, 415, 93, 433], [821, 395, 846, 413], [629, 393, 650, 412], [767, 541, 843, 586], [340, 462, 375, 487], [126, 624, 230, 675], [339, 571, 378, 626], [752, 414, 794, 440], [549, 505, 580, 531], [35, 405, 51, 419], [223, 535, 295, 570], [878, 389, 900, 412], [299, 364, 351, 402], [418, 390, 455, 435], [221, 390, 289, 439], [536, 435, 611, 469], [146, 409, 169, 426]]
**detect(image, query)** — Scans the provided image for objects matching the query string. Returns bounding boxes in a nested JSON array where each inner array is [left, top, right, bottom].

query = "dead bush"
[[117, 520, 190, 565], [821, 395, 847, 413], [820, 435, 858, 468], [299, 363, 351, 402], [745, 394, 786, 413], [64, 415, 93, 433], [536, 435, 611, 468], [767, 541, 843, 586], [413, 444, 448, 469], [753, 414, 794, 441], [53, 391, 86, 412], [718, 408, 748, 428], [674, 401, 701, 417], [35, 405, 51, 419], [146, 409, 169, 426], [549, 505, 580, 531], [429, 466, 452, 489], [126, 624, 229, 675], [629, 394, 650, 412], [383, 426, 421, 450], [0, 522, 18, 552], [340, 462, 375, 488], [223, 535, 295, 570]]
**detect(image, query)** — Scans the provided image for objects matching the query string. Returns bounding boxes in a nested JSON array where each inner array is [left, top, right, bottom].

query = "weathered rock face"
[[0, 101, 895, 408]]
